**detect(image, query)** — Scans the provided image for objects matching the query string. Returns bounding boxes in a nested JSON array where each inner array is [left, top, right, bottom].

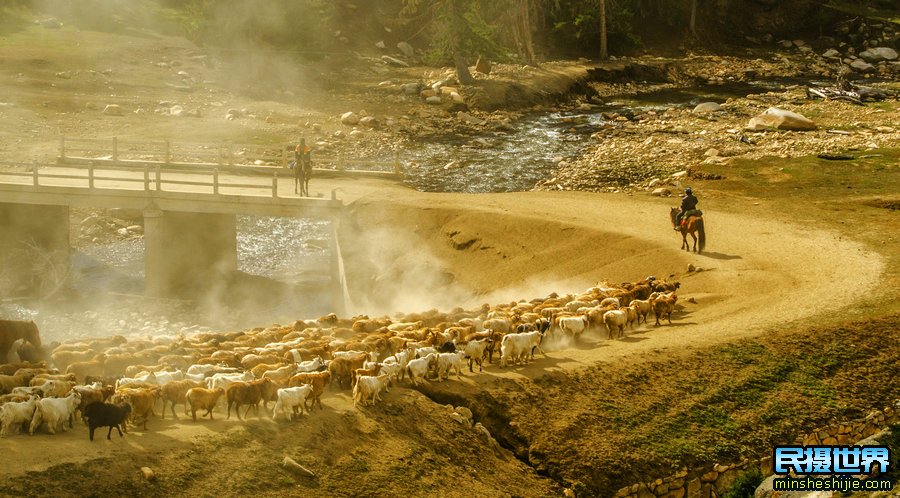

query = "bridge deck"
[[0, 163, 343, 219]]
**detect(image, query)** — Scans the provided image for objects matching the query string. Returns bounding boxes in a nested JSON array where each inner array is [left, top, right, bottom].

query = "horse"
[[293, 152, 312, 197], [670, 207, 705, 253], [0, 320, 42, 364]]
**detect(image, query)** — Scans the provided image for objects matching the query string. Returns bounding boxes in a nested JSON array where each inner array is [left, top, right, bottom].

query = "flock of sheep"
[[0, 276, 680, 440]]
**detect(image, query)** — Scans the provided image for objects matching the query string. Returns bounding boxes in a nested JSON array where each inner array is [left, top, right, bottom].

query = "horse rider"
[[674, 187, 698, 230], [294, 138, 311, 167]]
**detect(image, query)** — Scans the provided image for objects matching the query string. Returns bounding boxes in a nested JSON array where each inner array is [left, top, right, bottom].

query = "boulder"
[[375, 40, 385, 49], [349, 129, 364, 139], [859, 47, 898, 63], [457, 111, 485, 126], [425, 96, 442, 105], [651, 187, 671, 197], [849, 59, 875, 72], [358, 116, 377, 127], [692, 102, 721, 114], [475, 56, 491, 75], [102, 104, 123, 116], [747, 107, 817, 131], [169, 105, 184, 117], [381, 55, 409, 68], [340, 111, 360, 125], [822, 48, 840, 59], [449, 92, 465, 104], [401, 82, 421, 95], [397, 41, 415, 58]]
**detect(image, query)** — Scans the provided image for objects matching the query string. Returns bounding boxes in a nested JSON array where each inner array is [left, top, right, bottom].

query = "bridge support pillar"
[[329, 217, 347, 316], [143, 208, 238, 298], [0, 203, 70, 297]]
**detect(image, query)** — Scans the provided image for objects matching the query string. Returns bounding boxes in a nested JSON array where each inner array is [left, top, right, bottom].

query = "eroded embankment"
[[415, 314, 900, 497]]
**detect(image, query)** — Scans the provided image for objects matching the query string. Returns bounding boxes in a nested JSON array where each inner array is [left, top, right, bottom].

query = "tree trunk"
[[520, 0, 535, 65], [454, 55, 476, 85], [599, 0, 608, 60], [690, 0, 697, 37]]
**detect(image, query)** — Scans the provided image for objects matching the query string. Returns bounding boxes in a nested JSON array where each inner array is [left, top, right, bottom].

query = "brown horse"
[[670, 207, 706, 253], [293, 153, 312, 197], [0, 320, 42, 363]]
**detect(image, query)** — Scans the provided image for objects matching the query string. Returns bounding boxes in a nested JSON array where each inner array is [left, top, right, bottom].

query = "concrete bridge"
[[0, 161, 349, 313]]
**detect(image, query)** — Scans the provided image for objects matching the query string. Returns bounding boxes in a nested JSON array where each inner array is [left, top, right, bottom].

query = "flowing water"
[[400, 80, 797, 193]]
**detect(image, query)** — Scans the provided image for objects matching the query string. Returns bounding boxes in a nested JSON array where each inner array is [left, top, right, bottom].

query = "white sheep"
[[352, 374, 390, 407], [435, 352, 466, 381], [405, 353, 437, 386], [29, 391, 81, 435], [462, 338, 492, 372], [272, 386, 313, 421], [0, 396, 39, 437], [603, 310, 628, 339]]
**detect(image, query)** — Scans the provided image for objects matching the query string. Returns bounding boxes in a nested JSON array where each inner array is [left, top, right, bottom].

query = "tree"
[[690, 0, 698, 37], [599, 0, 608, 59]]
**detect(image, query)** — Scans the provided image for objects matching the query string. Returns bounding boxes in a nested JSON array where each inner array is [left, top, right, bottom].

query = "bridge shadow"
[[700, 251, 741, 260]]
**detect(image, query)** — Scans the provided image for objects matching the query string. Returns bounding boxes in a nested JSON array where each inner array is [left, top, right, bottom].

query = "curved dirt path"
[[335, 179, 884, 373]]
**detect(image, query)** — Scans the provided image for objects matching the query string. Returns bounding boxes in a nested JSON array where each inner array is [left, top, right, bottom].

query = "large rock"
[[457, 111, 485, 126], [821, 48, 840, 59], [401, 82, 421, 95], [381, 55, 409, 68], [475, 56, 491, 75], [859, 47, 898, 63], [849, 59, 875, 72], [102, 104, 123, 116], [425, 96, 442, 105], [397, 41, 415, 58], [692, 102, 721, 114], [340, 111, 360, 125], [747, 107, 817, 131], [358, 116, 377, 127]]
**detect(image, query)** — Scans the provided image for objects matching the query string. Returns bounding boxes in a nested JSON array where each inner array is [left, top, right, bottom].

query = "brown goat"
[[327, 353, 367, 390], [288, 371, 331, 410], [226, 379, 276, 420], [160, 380, 204, 419]]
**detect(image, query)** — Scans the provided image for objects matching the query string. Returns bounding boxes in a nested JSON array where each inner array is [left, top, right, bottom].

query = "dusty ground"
[[0, 6, 898, 498]]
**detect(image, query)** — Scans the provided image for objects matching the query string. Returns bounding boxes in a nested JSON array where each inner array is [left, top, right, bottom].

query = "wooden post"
[[272, 171, 278, 198], [164, 140, 171, 164], [213, 168, 219, 195], [112, 137, 118, 162], [59, 135, 66, 160], [89, 162, 95, 189], [32, 161, 39, 186], [143, 164, 150, 191], [155, 165, 161, 191]]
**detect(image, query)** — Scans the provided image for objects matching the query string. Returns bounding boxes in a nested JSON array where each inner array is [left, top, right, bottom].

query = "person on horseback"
[[674, 187, 698, 230]]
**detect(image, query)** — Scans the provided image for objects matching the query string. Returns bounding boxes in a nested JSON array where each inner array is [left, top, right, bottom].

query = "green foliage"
[[722, 466, 764, 498], [401, 0, 512, 65], [543, 0, 642, 55]]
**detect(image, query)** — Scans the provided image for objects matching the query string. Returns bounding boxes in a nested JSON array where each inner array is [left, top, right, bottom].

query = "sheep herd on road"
[[0, 276, 681, 440]]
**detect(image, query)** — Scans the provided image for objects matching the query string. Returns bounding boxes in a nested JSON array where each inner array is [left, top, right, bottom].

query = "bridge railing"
[[0, 161, 283, 198], [57, 135, 403, 178]]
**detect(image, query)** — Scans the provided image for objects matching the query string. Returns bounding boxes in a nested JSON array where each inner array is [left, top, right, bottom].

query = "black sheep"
[[83, 401, 131, 441]]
